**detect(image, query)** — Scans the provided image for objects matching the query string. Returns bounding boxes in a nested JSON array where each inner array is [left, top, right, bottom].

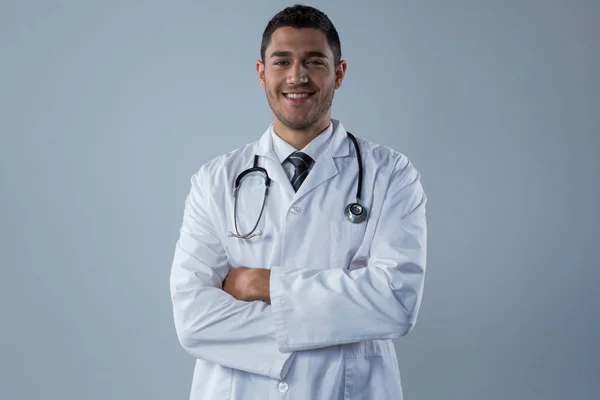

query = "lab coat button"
[[290, 206, 302, 215], [278, 381, 289, 392]]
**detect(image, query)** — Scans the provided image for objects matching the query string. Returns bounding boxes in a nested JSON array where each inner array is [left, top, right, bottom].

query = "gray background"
[[1, 0, 598, 399]]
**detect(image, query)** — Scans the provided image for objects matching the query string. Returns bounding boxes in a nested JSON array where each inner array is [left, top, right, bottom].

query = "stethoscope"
[[226, 132, 367, 239]]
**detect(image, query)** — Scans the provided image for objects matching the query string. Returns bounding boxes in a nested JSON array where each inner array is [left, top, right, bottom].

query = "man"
[[170, 4, 427, 399]]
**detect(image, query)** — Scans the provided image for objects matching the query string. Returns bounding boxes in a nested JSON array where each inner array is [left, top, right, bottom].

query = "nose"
[[287, 62, 308, 85]]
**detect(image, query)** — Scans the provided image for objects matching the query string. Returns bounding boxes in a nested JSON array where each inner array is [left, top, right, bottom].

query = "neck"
[[273, 117, 331, 150]]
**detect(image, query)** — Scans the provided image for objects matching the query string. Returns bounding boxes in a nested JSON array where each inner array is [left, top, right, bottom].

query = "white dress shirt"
[[270, 121, 335, 181]]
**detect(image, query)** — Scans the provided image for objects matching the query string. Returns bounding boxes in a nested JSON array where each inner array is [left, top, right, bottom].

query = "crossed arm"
[[170, 155, 426, 380]]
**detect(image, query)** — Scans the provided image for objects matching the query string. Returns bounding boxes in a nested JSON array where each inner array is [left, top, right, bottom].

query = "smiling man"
[[258, 25, 344, 150], [170, 4, 427, 400]]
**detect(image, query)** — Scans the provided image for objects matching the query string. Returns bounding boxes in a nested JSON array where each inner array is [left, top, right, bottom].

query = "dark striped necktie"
[[287, 151, 314, 192]]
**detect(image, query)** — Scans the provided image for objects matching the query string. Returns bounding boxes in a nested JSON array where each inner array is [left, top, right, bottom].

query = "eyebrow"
[[269, 50, 328, 59]]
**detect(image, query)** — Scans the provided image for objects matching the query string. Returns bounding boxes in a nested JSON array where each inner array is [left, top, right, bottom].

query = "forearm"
[[171, 245, 294, 379], [270, 258, 424, 352]]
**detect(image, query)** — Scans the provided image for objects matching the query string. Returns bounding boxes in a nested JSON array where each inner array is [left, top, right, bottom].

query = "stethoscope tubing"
[[228, 131, 366, 239]]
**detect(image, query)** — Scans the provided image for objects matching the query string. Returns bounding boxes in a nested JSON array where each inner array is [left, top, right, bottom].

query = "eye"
[[307, 60, 325, 65], [274, 60, 290, 66]]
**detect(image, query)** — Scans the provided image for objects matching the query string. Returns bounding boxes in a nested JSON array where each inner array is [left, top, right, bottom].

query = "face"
[[257, 27, 346, 131]]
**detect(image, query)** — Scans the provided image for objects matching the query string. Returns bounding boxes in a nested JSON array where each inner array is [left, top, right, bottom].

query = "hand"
[[222, 267, 271, 304], [222, 267, 255, 302]]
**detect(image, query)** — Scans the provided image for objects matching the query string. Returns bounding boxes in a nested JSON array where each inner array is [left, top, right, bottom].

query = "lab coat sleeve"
[[270, 155, 427, 352], [170, 168, 296, 379]]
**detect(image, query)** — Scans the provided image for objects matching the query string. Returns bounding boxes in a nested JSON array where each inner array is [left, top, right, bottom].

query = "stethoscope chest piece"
[[345, 202, 367, 223]]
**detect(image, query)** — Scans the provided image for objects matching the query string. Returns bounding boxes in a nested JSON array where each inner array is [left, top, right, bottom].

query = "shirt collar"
[[270, 121, 334, 164]]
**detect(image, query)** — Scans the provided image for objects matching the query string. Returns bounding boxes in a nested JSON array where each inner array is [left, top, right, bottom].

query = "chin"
[[283, 119, 315, 130]]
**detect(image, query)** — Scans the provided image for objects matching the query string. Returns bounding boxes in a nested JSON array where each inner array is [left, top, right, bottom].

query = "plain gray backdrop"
[[1, 0, 598, 399]]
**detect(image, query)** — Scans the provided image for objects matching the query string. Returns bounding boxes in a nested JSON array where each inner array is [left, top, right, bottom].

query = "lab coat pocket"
[[330, 219, 367, 270], [343, 351, 403, 400]]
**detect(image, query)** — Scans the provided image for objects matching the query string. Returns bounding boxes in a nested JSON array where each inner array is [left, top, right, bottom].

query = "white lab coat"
[[170, 119, 427, 400]]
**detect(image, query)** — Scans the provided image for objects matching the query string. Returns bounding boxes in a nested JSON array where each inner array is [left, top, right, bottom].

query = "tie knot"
[[287, 151, 313, 169], [287, 151, 314, 192]]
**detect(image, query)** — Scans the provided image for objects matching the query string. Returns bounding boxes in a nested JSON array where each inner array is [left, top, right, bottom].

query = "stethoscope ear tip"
[[255, 230, 262, 236], [226, 231, 234, 237]]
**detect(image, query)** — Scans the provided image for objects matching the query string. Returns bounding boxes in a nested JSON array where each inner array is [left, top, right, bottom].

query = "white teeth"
[[285, 93, 310, 99]]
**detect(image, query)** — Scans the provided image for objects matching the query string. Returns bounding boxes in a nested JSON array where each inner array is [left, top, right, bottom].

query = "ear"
[[334, 60, 347, 89], [256, 60, 266, 89]]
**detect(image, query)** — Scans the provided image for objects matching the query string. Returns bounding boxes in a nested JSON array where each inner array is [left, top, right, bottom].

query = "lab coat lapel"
[[294, 122, 351, 200], [254, 128, 296, 198]]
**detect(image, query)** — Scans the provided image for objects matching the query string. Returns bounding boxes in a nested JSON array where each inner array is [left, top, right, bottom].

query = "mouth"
[[281, 91, 316, 104]]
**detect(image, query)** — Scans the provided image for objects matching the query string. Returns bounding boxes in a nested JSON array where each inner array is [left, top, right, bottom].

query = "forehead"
[[267, 27, 333, 58]]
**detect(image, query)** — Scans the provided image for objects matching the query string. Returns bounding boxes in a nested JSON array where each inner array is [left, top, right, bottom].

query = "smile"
[[284, 93, 313, 99], [282, 92, 315, 103]]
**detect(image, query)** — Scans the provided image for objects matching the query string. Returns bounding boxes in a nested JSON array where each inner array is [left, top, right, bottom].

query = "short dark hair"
[[260, 5, 342, 64]]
